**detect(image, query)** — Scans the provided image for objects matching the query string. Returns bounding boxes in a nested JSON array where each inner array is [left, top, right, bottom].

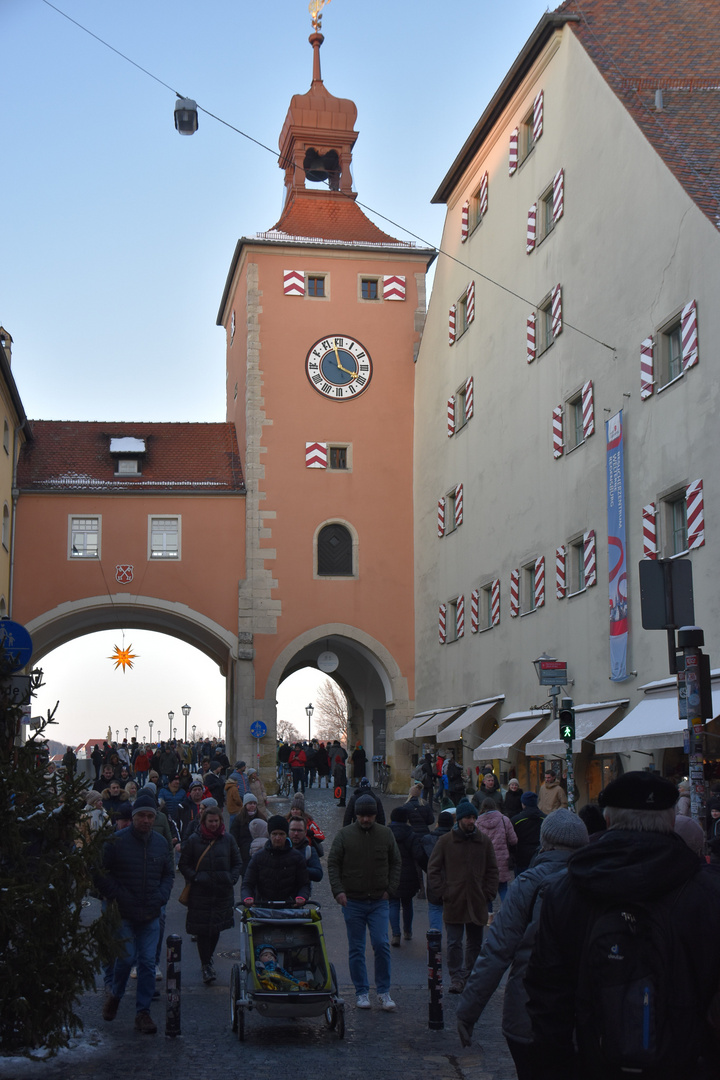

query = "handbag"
[[178, 839, 216, 906]]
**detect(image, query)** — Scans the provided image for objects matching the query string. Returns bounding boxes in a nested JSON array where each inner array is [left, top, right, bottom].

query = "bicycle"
[[377, 760, 390, 794], [277, 763, 292, 798]]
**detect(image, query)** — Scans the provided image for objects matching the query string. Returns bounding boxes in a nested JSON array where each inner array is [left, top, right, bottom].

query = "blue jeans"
[[388, 897, 413, 937], [487, 880, 508, 914], [342, 899, 391, 996], [428, 902, 444, 933], [112, 917, 159, 1014]]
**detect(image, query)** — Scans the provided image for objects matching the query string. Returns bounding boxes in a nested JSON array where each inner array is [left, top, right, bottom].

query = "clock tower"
[[217, 13, 435, 780]]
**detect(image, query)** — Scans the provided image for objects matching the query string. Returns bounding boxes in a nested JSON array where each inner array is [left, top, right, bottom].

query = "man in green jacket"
[[328, 794, 401, 1012]]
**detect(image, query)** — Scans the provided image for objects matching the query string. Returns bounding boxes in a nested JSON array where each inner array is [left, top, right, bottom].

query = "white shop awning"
[[413, 706, 465, 738], [393, 711, 436, 742], [437, 696, 505, 744], [525, 700, 629, 757], [473, 710, 550, 761], [595, 685, 720, 754]]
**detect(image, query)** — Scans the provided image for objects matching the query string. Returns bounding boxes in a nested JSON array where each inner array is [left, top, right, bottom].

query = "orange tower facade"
[[218, 28, 434, 768]]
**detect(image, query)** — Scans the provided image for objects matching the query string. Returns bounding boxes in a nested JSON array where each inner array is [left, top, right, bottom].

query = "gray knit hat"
[[243, 792, 259, 806], [540, 808, 588, 850], [131, 793, 157, 818], [354, 794, 377, 815]]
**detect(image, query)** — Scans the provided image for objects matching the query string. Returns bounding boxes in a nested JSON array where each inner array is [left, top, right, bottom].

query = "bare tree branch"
[[277, 718, 303, 744], [313, 678, 348, 745]]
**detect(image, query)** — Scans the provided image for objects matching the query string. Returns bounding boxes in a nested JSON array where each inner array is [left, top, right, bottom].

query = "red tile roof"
[[557, 0, 720, 227], [270, 189, 403, 244], [17, 421, 245, 493]]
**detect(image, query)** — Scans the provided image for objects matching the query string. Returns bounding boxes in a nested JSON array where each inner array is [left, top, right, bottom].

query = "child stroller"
[[230, 902, 345, 1040]]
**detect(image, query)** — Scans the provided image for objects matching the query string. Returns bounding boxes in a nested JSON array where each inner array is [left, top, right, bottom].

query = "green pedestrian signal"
[[559, 706, 575, 743]]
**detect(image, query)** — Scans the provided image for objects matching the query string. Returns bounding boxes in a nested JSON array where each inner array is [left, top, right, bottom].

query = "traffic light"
[[559, 698, 575, 743]]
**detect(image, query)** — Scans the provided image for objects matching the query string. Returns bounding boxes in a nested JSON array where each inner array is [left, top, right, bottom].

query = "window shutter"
[[553, 168, 564, 222], [439, 604, 447, 644], [283, 270, 305, 296], [640, 337, 655, 399], [527, 312, 537, 363], [534, 556, 545, 608], [527, 203, 537, 253], [470, 589, 479, 634], [466, 281, 475, 324], [491, 578, 500, 625], [681, 300, 698, 369], [454, 484, 464, 527], [461, 201, 469, 242], [556, 546, 567, 599], [686, 479, 705, 549], [583, 530, 597, 587], [305, 442, 328, 468], [551, 284, 563, 337], [582, 380, 595, 438], [642, 503, 657, 559], [437, 498, 446, 538], [552, 405, 564, 459], [447, 396, 455, 437], [533, 90, 544, 141], [456, 595, 465, 638], [509, 128, 519, 175], [449, 306, 456, 346], [479, 172, 489, 217], [383, 275, 406, 300], [465, 376, 474, 419], [510, 569, 520, 617]]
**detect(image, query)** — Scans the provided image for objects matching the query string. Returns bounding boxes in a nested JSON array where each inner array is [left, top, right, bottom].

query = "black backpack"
[[576, 883, 701, 1077]]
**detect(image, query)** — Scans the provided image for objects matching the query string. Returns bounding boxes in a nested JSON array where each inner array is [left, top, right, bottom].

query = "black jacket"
[[343, 787, 386, 826], [203, 770, 225, 808], [242, 839, 310, 904], [510, 806, 545, 870], [403, 796, 435, 835], [178, 828, 241, 935], [100, 824, 174, 923], [388, 821, 424, 899]]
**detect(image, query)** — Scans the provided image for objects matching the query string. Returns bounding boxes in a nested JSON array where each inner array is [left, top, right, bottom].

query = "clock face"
[[305, 335, 373, 400]]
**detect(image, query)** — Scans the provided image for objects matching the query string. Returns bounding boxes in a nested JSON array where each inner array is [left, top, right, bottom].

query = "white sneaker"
[[378, 992, 396, 1011], [155, 965, 163, 981], [355, 993, 371, 1009], [129, 966, 137, 979]]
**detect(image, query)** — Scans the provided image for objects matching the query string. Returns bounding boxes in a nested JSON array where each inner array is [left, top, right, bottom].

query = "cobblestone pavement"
[[1, 788, 517, 1080]]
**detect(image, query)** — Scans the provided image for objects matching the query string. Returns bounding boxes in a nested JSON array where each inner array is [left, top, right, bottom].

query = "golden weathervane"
[[309, 0, 331, 31]]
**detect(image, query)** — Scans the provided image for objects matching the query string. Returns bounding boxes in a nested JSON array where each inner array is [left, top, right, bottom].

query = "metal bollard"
[[427, 928, 444, 1030], [165, 934, 182, 1037]]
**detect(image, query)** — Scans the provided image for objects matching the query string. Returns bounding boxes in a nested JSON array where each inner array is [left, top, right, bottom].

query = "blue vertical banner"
[[606, 411, 628, 679]]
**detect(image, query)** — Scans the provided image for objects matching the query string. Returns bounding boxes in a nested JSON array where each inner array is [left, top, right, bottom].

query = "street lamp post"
[[217, 720, 223, 741], [192, 724, 196, 742], [124, 727, 128, 740], [182, 703, 191, 742], [134, 724, 138, 742], [149, 719, 154, 744], [115, 729, 119, 743], [305, 702, 314, 743]]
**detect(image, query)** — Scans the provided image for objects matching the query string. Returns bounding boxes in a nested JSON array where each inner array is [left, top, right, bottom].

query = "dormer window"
[[110, 436, 146, 477]]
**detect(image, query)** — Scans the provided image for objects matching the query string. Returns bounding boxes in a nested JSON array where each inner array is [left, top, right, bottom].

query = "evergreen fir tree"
[[0, 650, 118, 1057]]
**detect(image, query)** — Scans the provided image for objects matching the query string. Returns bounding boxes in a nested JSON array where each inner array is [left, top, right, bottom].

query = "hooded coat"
[[475, 808, 518, 883], [427, 825, 499, 925], [179, 825, 242, 935], [537, 777, 567, 814]]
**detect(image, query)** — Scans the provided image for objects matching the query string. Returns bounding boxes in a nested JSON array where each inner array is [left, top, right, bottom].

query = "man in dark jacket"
[[289, 817, 323, 890], [510, 792, 545, 872], [525, 772, 720, 1080], [241, 815, 310, 905], [328, 794, 401, 1011], [203, 761, 225, 808], [343, 776, 386, 825], [99, 793, 174, 1034], [457, 809, 589, 1078], [421, 810, 454, 933]]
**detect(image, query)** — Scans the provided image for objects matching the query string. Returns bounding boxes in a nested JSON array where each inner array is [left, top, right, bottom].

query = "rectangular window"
[[116, 458, 140, 475], [567, 395, 584, 450], [663, 494, 688, 556], [328, 445, 348, 470], [457, 294, 469, 337], [538, 296, 554, 355], [446, 598, 460, 642], [69, 516, 100, 559], [539, 186, 554, 242], [361, 278, 379, 300], [149, 516, 180, 560], [658, 318, 683, 388], [445, 489, 457, 534], [569, 538, 585, 594], [522, 562, 536, 613], [307, 276, 325, 298], [520, 110, 535, 164], [480, 583, 493, 630], [455, 383, 469, 432]]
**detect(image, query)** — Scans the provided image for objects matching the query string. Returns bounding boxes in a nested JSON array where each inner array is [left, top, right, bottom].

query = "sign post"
[[249, 720, 267, 776], [559, 698, 576, 811], [677, 627, 712, 825]]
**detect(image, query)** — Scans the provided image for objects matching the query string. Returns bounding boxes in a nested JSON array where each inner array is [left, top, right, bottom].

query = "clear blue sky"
[[6, 0, 551, 746]]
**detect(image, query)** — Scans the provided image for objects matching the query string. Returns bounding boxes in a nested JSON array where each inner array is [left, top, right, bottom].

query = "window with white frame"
[[456, 293, 470, 337], [657, 316, 683, 389], [569, 537, 585, 594], [455, 382, 470, 432], [445, 488, 458, 534], [539, 184, 555, 243], [446, 597, 460, 642], [69, 516, 100, 559], [538, 294, 554, 355], [469, 175, 488, 232], [149, 516, 180, 559], [522, 562, 536, 613], [567, 394, 585, 451], [662, 492, 688, 556], [520, 108, 536, 164], [480, 583, 494, 630]]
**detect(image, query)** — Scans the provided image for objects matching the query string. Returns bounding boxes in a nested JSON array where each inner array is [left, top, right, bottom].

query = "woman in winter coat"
[[246, 767, 268, 812], [351, 743, 367, 781], [404, 784, 435, 835], [315, 743, 331, 787], [388, 806, 426, 945], [179, 804, 241, 984], [230, 794, 268, 872], [503, 778, 524, 817], [475, 798, 518, 912]]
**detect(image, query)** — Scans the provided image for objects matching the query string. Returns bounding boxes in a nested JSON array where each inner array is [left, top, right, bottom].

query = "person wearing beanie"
[[457, 807, 589, 1075], [98, 782, 174, 1034], [343, 777, 386, 827], [241, 813, 310, 907], [526, 773, 720, 1080], [229, 793, 268, 872], [203, 761, 225, 809], [475, 799, 518, 916], [427, 799, 499, 994], [509, 792, 546, 873], [327, 791, 401, 1011]]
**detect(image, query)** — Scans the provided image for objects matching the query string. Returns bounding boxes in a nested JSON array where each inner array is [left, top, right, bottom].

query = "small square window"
[[328, 445, 348, 470], [149, 516, 180, 560], [569, 538, 585, 594], [522, 563, 536, 613], [663, 494, 688, 556], [116, 458, 140, 475], [658, 319, 683, 388], [69, 516, 100, 559], [361, 278, 379, 300], [307, 276, 326, 298]]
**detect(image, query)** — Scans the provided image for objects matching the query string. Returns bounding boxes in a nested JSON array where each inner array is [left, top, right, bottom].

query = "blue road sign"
[[250, 720, 267, 739], [0, 620, 33, 672]]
